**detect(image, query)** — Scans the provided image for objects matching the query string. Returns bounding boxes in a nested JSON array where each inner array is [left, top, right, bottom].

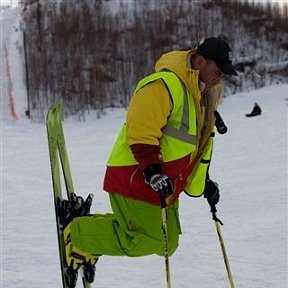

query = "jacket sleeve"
[[126, 79, 172, 170], [184, 84, 223, 197], [184, 131, 215, 197]]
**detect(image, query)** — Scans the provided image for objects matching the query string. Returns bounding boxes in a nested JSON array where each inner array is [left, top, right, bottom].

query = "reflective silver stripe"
[[162, 78, 197, 145], [163, 125, 197, 144]]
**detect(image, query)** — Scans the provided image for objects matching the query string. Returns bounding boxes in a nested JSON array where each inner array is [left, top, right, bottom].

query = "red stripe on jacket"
[[103, 154, 191, 206]]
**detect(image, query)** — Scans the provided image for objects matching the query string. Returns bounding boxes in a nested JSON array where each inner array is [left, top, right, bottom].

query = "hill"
[[1, 0, 288, 121]]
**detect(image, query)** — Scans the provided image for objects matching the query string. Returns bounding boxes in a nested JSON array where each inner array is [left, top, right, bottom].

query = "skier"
[[62, 37, 238, 276], [246, 102, 262, 117]]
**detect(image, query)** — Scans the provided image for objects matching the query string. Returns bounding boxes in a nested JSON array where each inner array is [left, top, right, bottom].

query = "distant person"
[[246, 102, 262, 117], [60, 36, 238, 285]]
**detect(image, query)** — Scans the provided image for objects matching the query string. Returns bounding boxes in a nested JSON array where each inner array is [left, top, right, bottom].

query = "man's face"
[[198, 58, 223, 88]]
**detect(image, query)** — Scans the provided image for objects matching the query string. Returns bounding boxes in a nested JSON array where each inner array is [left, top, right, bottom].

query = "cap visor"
[[216, 62, 238, 76]]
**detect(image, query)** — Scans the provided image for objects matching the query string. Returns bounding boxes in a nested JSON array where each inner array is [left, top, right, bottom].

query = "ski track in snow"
[[1, 84, 287, 287]]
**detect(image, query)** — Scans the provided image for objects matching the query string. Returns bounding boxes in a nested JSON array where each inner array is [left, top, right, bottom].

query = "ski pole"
[[160, 193, 172, 288], [210, 204, 235, 288]]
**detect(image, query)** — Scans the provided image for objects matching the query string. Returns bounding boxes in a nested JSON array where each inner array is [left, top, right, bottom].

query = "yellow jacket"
[[104, 49, 223, 205]]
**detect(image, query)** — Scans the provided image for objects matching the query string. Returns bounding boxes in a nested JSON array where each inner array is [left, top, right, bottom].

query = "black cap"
[[196, 37, 238, 76]]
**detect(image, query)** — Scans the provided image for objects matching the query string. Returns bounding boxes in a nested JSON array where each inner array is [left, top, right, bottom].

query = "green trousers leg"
[[70, 193, 182, 257]]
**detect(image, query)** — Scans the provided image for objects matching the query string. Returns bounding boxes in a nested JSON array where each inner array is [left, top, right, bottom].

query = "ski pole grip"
[[214, 110, 228, 134], [209, 203, 217, 213]]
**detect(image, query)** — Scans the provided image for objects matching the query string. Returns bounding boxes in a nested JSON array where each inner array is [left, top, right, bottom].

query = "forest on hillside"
[[19, 0, 288, 121]]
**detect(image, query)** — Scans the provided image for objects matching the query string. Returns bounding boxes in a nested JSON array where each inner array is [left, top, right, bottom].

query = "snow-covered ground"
[[2, 84, 287, 288]]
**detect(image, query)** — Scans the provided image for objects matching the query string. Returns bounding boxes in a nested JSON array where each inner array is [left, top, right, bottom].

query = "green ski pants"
[[70, 193, 182, 257]]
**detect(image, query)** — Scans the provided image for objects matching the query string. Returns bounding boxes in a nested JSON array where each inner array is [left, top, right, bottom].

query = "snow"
[[1, 5, 288, 288]]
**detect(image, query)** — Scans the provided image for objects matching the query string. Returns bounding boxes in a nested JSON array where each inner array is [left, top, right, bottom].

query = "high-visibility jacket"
[[107, 71, 197, 165], [103, 50, 222, 206]]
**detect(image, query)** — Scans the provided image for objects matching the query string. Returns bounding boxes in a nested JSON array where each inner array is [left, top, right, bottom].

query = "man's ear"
[[193, 55, 206, 70]]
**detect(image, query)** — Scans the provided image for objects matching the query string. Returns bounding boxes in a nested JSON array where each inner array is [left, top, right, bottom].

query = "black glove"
[[204, 179, 220, 207], [143, 164, 173, 207]]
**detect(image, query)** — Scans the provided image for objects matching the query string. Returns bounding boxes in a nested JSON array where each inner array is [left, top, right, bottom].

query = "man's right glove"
[[204, 179, 220, 207], [143, 163, 174, 207]]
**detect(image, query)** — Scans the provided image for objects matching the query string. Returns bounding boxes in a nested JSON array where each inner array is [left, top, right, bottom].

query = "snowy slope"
[[2, 84, 287, 288]]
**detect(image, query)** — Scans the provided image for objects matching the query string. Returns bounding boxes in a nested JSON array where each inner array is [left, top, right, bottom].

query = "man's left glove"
[[204, 179, 220, 207]]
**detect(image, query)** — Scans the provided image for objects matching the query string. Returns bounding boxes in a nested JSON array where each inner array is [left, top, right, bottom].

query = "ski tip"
[[46, 101, 64, 125]]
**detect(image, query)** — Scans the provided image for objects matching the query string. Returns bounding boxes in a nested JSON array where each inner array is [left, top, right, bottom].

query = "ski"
[[46, 101, 93, 288]]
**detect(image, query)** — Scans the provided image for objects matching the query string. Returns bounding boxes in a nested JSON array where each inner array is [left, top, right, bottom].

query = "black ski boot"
[[83, 258, 99, 283], [57, 192, 95, 287], [58, 192, 94, 228]]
